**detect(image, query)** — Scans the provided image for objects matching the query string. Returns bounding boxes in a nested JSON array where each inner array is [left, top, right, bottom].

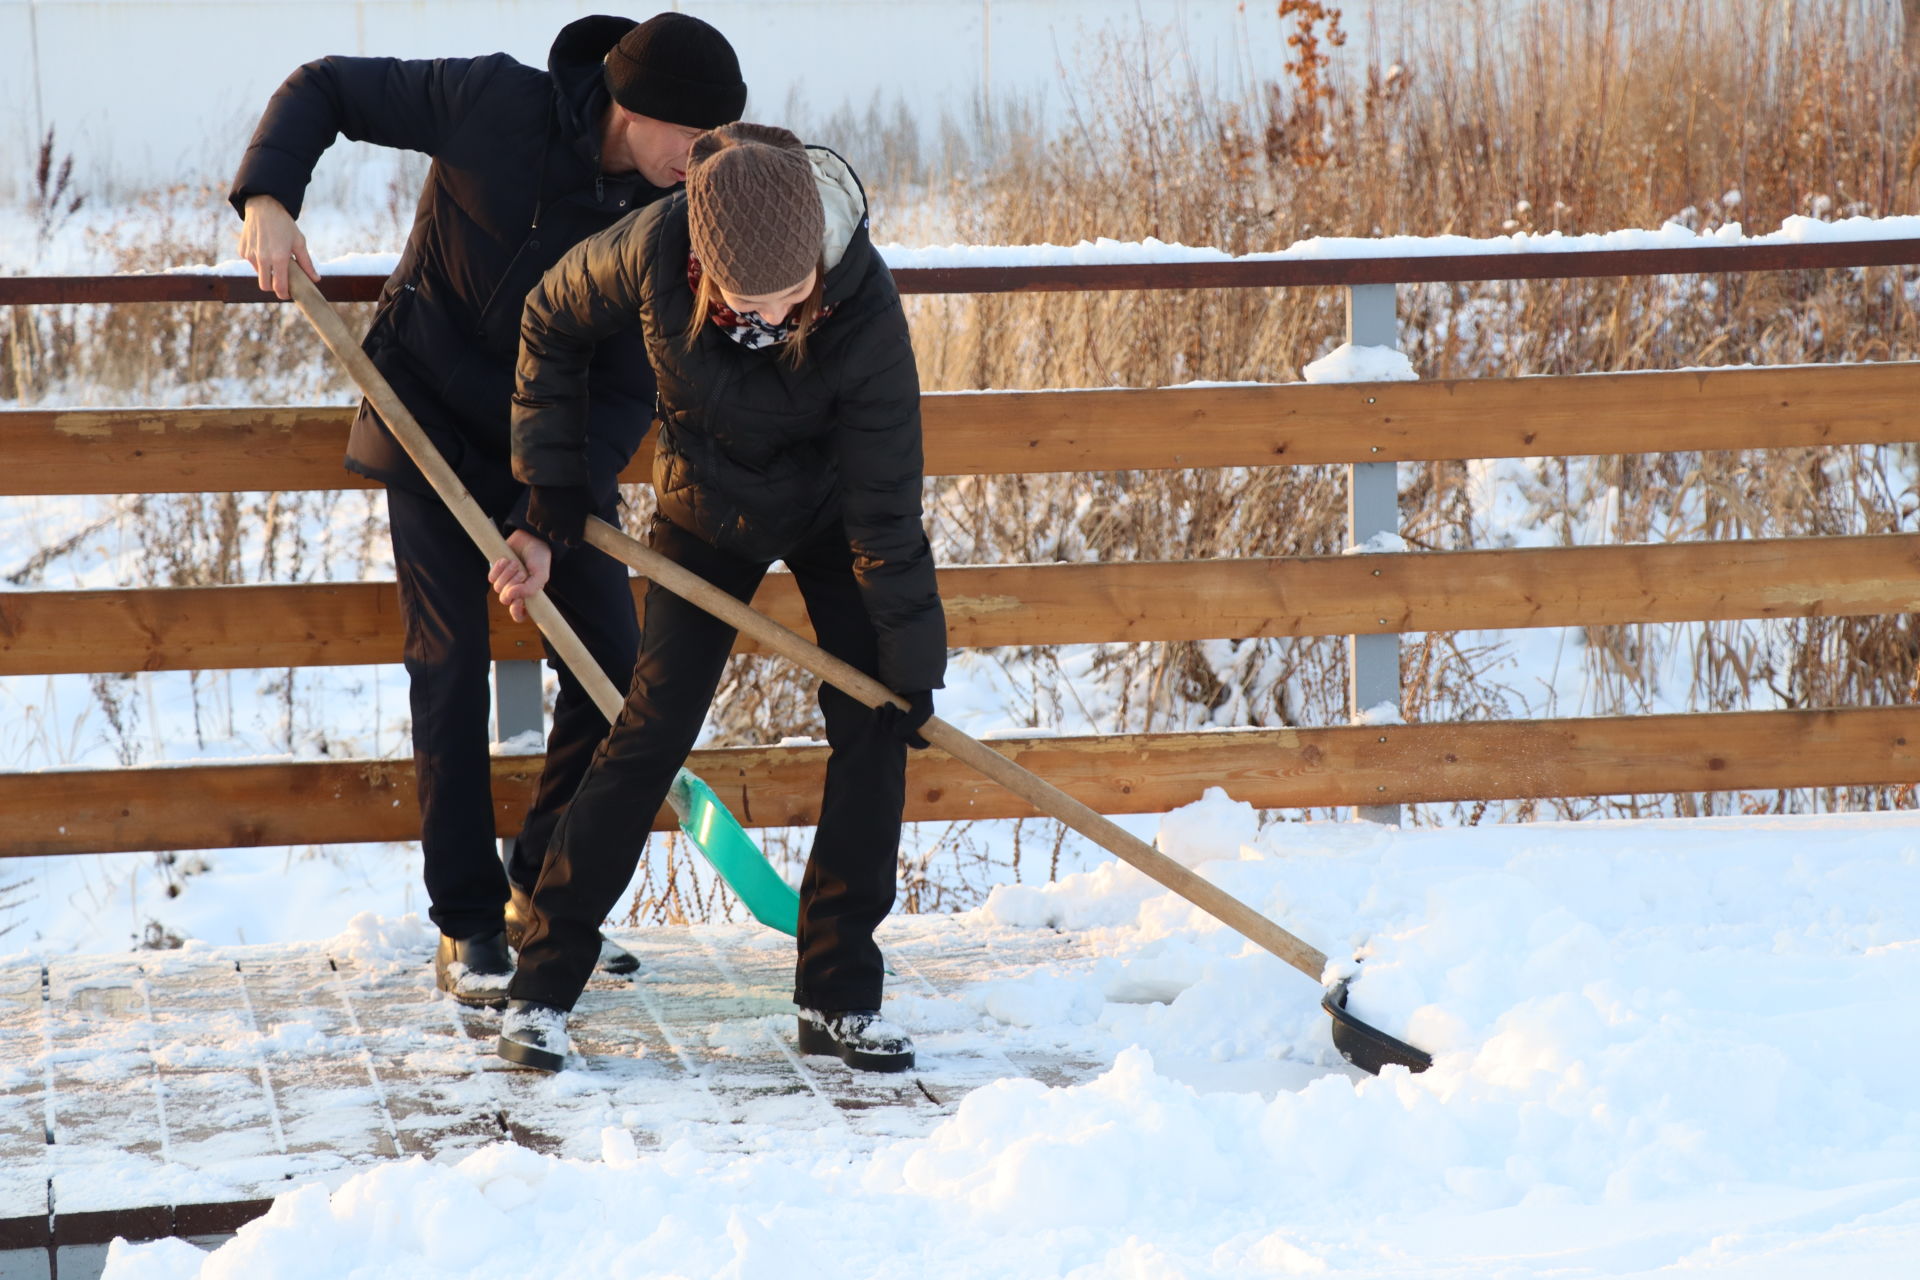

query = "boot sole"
[[796, 1018, 915, 1073], [434, 971, 509, 1010], [496, 1034, 566, 1073]]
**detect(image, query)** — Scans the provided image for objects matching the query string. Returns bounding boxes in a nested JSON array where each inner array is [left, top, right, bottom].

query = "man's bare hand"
[[488, 530, 553, 624], [238, 194, 320, 300]]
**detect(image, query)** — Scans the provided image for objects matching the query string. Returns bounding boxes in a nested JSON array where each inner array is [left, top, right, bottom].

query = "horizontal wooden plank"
[[0, 1196, 277, 1251], [3, 239, 1917, 303], [6, 363, 1915, 497], [2, 707, 1910, 857], [3, 534, 1914, 677], [2, 404, 378, 495], [919, 362, 1920, 473], [0, 275, 386, 305]]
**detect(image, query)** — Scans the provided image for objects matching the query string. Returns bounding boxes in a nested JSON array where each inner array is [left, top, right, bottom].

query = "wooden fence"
[[2, 242, 1917, 857]]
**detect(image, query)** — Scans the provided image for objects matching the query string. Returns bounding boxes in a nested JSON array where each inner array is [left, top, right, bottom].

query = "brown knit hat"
[[686, 124, 825, 298]]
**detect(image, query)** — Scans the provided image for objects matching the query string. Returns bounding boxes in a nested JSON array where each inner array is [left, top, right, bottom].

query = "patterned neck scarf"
[[688, 253, 829, 350]]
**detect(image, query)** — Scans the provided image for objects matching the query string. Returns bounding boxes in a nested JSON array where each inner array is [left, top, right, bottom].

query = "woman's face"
[[718, 270, 818, 325]]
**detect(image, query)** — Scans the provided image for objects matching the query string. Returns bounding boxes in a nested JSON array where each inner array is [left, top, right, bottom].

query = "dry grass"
[[854, 0, 1920, 830]]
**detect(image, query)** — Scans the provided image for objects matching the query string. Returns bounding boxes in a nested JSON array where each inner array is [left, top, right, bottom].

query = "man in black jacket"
[[229, 13, 747, 1004]]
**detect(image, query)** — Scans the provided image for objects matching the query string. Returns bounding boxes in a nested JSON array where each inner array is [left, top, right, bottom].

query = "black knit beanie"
[[604, 13, 747, 130]]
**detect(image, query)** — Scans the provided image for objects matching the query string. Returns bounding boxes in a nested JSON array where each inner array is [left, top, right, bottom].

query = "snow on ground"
[[98, 794, 1920, 1278]]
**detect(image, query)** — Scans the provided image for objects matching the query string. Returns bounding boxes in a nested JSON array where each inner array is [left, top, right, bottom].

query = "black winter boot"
[[506, 883, 640, 976], [497, 999, 570, 1072], [796, 1008, 915, 1073], [433, 929, 513, 1008]]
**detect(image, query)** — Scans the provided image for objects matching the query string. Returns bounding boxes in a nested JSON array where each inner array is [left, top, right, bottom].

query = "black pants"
[[510, 514, 909, 1014], [387, 484, 639, 939]]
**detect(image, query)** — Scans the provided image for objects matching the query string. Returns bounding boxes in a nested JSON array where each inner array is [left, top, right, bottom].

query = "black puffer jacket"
[[229, 15, 661, 511], [512, 148, 945, 693]]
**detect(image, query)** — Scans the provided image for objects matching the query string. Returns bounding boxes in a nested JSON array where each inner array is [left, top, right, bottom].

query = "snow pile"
[[1302, 342, 1418, 383], [1343, 531, 1411, 555], [103, 794, 1920, 1277], [324, 911, 436, 976], [489, 729, 547, 756]]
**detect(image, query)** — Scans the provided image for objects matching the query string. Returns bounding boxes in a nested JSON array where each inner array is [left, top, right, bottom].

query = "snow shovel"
[[575, 515, 1433, 1075], [287, 271, 801, 935]]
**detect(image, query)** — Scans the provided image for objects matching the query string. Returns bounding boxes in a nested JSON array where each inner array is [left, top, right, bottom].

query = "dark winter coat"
[[511, 148, 946, 693], [228, 15, 661, 512]]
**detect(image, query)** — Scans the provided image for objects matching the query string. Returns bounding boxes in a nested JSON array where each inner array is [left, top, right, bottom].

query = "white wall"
[[1, 0, 1294, 200]]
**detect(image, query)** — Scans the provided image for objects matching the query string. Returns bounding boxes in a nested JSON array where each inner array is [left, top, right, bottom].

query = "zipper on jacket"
[[474, 236, 541, 336], [471, 97, 557, 336]]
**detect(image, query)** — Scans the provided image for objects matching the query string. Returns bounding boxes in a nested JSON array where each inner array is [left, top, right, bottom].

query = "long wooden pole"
[[580, 517, 1332, 982], [290, 269, 1329, 980], [286, 271, 624, 724]]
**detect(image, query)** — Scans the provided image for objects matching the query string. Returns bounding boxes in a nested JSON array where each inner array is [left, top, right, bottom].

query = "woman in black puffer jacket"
[[492, 123, 945, 1075]]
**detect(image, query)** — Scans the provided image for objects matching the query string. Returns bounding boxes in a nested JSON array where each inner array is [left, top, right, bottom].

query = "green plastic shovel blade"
[[667, 769, 800, 937]]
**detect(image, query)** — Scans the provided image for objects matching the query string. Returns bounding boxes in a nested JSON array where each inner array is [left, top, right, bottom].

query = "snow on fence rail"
[[2, 249, 1918, 856], [6, 232, 1920, 302]]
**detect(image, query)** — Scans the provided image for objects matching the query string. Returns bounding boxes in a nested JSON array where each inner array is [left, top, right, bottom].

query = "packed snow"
[[94, 792, 1920, 1278], [1303, 343, 1419, 384]]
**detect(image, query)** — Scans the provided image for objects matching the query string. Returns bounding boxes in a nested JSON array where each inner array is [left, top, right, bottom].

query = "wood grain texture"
[[7, 363, 1915, 494], [4, 707, 1909, 856], [5, 534, 1913, 676]]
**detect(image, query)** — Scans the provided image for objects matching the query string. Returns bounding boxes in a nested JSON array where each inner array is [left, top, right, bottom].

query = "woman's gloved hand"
[[874, 690, 935, 749], [525, 484, 592, 549]]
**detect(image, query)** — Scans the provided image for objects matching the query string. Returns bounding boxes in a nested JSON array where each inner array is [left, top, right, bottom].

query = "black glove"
[[524, 484, 592, 550], [874, 690, 935, 750]]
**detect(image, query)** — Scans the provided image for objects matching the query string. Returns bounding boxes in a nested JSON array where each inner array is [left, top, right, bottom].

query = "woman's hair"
[[685, 255, 828, 369]]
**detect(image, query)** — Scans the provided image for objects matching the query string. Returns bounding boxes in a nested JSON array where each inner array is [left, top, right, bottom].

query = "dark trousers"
[[387, 484, 639, 939], [510, 514, 908, 1014]]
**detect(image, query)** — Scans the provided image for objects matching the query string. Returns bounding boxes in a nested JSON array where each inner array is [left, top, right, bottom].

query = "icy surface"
[[94, 795, 1920, 1278]]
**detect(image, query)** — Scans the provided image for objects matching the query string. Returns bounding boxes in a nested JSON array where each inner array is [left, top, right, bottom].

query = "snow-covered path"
[[8, 797, 1916, 1278], [2, 911, 1153, 1273]]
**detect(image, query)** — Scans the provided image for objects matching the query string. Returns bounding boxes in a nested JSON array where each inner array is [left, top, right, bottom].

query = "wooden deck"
[[0, 919, 1111, 1275]]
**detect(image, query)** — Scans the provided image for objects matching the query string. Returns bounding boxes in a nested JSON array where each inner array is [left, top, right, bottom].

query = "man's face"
[[610, 109, 704, 187]]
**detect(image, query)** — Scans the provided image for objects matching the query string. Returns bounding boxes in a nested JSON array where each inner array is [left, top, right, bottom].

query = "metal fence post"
[[1345, 283, 1402, 826], [493, 659, 545, 865]]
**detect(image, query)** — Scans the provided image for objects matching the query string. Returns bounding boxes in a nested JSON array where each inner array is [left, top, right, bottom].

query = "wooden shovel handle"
[[581, 517, 1331, 981], [294, 270, 1329, 981], [288, 270, 626, 724]]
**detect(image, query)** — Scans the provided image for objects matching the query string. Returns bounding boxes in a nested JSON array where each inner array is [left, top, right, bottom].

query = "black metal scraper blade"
[[1322, 977, 1434, 1075]]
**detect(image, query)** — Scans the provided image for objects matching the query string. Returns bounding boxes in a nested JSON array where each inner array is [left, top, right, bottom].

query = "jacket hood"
[[807, 145, 874, 304], [548, 15, 635, 147]]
